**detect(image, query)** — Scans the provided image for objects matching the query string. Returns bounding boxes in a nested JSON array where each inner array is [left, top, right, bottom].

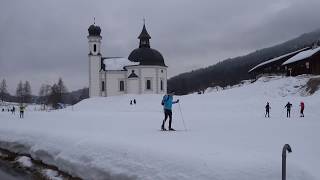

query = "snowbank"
[[0, 76, 319, 180]]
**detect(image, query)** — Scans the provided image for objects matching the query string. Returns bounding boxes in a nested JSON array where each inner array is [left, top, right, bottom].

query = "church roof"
[[88, 24, 101, 36], [103, 58, 139, 71], [128, 47, 166, 66], [128, 24, 166, 67], [128, 70, 139, 78], [138, 24, 151, 39]]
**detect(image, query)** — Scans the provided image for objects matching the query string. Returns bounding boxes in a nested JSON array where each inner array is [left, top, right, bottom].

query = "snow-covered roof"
[[103, 58, 139, 71], [282, 46, 320, 65], [249, 48, 308, 73]]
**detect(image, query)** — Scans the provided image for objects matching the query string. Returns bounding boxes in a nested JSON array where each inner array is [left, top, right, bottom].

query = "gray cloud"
[[0, 0, 319, 93]]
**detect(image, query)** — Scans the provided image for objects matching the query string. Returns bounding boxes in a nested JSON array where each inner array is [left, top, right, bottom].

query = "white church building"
[[87, 23, 168, 97]]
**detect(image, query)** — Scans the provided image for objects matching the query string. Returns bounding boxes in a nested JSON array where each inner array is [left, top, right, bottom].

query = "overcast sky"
[[1, 0, 320, 94]]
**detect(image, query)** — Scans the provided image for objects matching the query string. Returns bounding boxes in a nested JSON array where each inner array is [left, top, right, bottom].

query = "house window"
[[160, 80, 164, 91], [101, 81, 105, 92], [119, 80, 125, 91], [306, 62, 310, 69], [146, 79, 152, 90], [93, 44, 97, 52]]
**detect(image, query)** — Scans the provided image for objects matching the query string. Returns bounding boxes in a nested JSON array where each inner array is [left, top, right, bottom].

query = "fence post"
[[282, 144, 292, 180]]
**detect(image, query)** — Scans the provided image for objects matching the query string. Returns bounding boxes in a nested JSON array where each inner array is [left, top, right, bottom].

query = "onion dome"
[[88, 24, 101, 36]]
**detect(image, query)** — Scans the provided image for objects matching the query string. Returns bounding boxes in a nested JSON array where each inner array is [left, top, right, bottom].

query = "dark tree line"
[[168, 29, 320, 95], [0, 77, 89, 109], [16, 80, 32, 103], [38, 78, 88, 109], [0, 79, 8, 102]]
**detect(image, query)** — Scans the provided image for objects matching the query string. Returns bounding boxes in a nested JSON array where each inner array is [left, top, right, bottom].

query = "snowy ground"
[[0, 75, 319, 180]]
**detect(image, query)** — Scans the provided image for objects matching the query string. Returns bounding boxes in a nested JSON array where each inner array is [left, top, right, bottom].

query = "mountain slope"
[[168, 29, 320, 95]]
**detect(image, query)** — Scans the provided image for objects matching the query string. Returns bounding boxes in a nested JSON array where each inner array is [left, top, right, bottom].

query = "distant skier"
[[284, 102, 292, 118], [133, 99, 136, 104], [161, 92, 179, 131], [130, 100, 133, 105], [11, 106, 15, 115], [300, 101, 305, 117], [265, 102, 271, 117], [19, 104, 25, 118]]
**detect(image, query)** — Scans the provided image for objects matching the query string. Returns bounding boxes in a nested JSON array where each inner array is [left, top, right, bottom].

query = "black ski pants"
[[162, 109, 172, 129], [20, 111, 24, 118], [287, 109, 290, 118], [265, 109, 270, 117]]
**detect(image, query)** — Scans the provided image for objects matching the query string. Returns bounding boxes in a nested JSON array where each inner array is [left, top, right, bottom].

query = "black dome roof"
[[88, 24, 101, 36], [128, 47, 166, 66], [128, 24, 166, 67]]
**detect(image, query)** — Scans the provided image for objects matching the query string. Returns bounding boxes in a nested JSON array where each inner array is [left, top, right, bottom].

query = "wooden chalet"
[[249, 48, 309, 78], [282, 46, 320, 76]]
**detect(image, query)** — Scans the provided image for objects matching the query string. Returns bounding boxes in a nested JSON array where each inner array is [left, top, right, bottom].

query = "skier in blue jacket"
[[161, 92, 179, 131]]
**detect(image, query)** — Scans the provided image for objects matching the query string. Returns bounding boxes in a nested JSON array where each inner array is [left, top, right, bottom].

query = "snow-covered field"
[[0, 76, 319, 180]]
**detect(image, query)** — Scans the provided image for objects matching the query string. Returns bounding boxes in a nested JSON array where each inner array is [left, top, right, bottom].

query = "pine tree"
[[48, 84, 60, 109], [0, 79, 8, 102], [16, 81, 24, 103], [23, 81, 32, 103], [39, 84, 51, 110], [57, 78, 67, 104]]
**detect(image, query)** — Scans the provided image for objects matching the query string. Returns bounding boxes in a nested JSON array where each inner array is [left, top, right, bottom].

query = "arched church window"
[[101, 81, 105, 92], [93, 44, 97, 52], [160, 80, 163, 91], [119, 80, 125, 91], [146, 79, 151, 90]]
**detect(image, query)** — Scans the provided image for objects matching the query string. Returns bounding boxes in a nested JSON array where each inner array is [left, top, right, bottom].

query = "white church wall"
[[105, 71, 126, 96], [88, 35, 102, 97], [140, 67, 155, 94], [127, 78, 139, 94], [89, 55, 101, 97], [157, 68, 167, 94], [136, 66, 167, 94]]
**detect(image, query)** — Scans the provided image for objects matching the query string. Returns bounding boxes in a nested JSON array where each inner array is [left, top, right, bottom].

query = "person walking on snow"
[[300, 101, 305, 117], [11, 106, 15, 115], [265, 102, 271, 117], [19, 104, 25, 118], [285, 102, 292, 118], [161, 92, 179, 131]]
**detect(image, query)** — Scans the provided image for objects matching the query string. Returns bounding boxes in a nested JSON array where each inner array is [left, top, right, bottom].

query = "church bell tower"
[[87, 22, 102, 97]]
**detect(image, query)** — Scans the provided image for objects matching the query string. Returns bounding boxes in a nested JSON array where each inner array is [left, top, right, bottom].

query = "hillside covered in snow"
[[0, 75, 319, 180]]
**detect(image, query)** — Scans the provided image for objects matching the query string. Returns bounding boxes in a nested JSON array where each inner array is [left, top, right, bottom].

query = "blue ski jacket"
[[162, 95, 178, 110]]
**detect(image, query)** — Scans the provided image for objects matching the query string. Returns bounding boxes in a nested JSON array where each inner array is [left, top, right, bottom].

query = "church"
[[87, 23, 168, 97]]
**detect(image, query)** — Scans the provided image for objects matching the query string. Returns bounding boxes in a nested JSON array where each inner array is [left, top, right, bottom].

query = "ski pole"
[[178, 102, 187, 131]]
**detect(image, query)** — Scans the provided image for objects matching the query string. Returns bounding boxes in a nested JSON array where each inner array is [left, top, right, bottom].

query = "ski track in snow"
[[0, 76, 319, 180]]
